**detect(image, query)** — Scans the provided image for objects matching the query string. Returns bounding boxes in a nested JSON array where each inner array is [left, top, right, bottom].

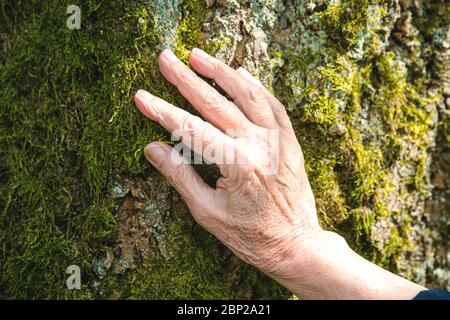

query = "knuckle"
[[248, 161, 264, 174], [165, 164, 184, 186], [247, 85, 267, 104], [181, 115, 204, 136], [214, 61, 228, 79], [203, 90, 228, 113], [237, 154, 264, 176], [176, 66, 191, 85]]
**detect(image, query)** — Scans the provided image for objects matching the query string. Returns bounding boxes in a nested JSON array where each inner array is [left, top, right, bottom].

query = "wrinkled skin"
[[134, 48, 319, 278], [134, 49, 425, 299]]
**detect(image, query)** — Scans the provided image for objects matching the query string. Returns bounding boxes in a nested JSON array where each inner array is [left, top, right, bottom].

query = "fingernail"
[[192, 48, 209, 60], [137, 89, 153, 100], [162, 49, 178, 63], [135, 89, 160, 121], [144, 143, 166, 165]]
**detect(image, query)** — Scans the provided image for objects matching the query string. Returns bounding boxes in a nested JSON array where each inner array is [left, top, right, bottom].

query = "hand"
[[134, 48, 320, 276], [134, 49, 425, 299]]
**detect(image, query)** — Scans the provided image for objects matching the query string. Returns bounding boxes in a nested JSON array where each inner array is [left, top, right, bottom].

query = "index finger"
[[134, 89, 236, 167]]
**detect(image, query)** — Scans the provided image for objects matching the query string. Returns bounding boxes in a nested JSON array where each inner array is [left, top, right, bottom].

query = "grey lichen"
[[151, 0, 179, 50], [1, 0, 448, 299]]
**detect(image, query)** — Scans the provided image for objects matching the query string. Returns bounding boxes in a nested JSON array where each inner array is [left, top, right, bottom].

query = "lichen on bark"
[[0, 0, 448, 299]]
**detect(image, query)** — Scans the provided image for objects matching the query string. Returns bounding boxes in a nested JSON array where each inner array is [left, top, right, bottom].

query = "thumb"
[[144, 142, 225, 225]]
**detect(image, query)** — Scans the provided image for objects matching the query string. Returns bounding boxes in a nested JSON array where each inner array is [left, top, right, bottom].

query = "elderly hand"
[[134, 49, 425, 299]]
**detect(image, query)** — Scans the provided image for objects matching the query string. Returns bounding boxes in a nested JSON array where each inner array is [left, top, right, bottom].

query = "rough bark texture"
[[0, 0, 448, 299]]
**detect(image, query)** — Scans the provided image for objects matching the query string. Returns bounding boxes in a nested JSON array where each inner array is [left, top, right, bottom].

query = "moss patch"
[[1, 0, 449, 298], [0, 0, 287, 299], [271, 0, 447, 276]]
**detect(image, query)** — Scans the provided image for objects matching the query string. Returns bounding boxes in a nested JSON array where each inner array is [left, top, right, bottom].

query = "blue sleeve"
[[413, 289, 450, 300]]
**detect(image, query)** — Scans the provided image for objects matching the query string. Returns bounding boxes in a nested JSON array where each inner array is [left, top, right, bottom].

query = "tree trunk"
[[0, 0, 448, 298]]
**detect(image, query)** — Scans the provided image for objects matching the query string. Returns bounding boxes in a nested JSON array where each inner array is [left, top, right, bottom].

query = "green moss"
[[174, 0, 226, 64], [174, 0, 206, 62], [1, 0, 447, 298], [305, 157, 348, 228], [271, 0, 440, 274], [0, 0, 288, 299], [317, 0, 370, 51]]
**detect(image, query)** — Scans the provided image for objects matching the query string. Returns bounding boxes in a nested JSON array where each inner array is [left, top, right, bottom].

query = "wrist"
[[277, 230, 354, 298], [268, 229, 349, 289], [270, 230, 425, 299]]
